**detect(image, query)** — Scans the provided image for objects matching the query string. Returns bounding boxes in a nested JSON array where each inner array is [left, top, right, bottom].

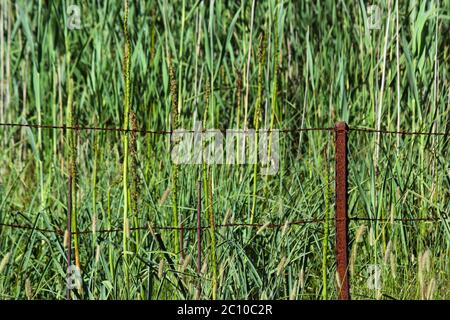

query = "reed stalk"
[[122, 0, 131, 288], [207, 169, 217, 300], [321, 148, 330, 299], [168, 55, 180, 257], [65, 24, 81, 278], [250, 33, 266, 224], [129, 111, 140, 249]]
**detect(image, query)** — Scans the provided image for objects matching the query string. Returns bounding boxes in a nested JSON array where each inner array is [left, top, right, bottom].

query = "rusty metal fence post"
[[335, 121, 350, 300]]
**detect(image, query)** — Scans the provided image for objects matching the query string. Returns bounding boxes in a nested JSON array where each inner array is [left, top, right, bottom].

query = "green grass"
[[0, 0, 449, 300]]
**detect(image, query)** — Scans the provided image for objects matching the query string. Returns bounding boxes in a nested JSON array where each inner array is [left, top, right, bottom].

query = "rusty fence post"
[[335, 121, 350, 300]]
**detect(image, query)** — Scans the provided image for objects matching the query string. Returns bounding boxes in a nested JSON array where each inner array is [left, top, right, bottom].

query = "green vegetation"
[[0, 0, 449, 299]]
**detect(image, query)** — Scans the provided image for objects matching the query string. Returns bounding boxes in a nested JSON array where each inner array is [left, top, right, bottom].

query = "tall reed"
[[67, 78, 80, 272], [250, 33, 266, 224], [207, 169, 218, 300], [129, 111, 140, 249], [65, 23, 81, 278], [122, 0, 131, 288], [199, 74, 218, 299], [264, 4, 280, 197], [321, 147, 330, 299], [168, 55, 180, 257]]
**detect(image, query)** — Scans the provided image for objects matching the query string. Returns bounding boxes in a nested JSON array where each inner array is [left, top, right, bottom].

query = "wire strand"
[[1, 122, 449, 136], [350, 127, 450, 136], [1, 216, 446, 236], [0, 219, 325, 235], [0, 122, 334, 135]]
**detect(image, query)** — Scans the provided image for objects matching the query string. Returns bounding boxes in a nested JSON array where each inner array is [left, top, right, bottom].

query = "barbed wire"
[[350, 217, 447, 222], [0, 218, 324, 236], [0, 123, 448, 250], [2, 122, 449, 136], [0, 216, 446, 236], [349, 127, 450, 136], [0, 122, 333, 135], [0, 222, 63, 234]]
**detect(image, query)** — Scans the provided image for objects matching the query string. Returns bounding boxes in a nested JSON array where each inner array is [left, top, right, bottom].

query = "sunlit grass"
[[0, 0, 448, 300]]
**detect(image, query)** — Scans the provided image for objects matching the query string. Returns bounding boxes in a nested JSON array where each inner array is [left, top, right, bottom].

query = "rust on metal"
[[335, 121, 350, 300]]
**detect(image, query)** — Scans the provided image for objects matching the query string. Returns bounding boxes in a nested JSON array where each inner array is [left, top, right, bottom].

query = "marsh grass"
[[0, 0, 448, 300], [121, 0, 132, 294]]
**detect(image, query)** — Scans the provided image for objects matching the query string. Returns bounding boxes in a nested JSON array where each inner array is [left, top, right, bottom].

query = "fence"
[[0, 121, 448, 300]]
